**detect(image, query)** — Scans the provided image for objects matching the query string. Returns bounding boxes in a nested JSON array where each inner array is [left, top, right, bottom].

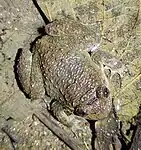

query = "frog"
[[16, 17, 120, 149], [16, 17, 112, 119]]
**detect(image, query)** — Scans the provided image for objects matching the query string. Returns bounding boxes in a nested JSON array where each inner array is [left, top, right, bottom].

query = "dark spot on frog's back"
[[96, 86, 110, 98]]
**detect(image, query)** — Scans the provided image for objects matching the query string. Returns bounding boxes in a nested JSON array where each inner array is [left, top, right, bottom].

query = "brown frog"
[[16, 18, 112, 122], [15, 17, 124, 150]]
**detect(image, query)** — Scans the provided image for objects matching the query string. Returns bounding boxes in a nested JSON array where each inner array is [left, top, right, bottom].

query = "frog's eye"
[[96, 86, 110, 98], [103, 86, 110, 98]]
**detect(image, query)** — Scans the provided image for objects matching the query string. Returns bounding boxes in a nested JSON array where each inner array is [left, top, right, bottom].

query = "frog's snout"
[[74, 85, 111, 119]]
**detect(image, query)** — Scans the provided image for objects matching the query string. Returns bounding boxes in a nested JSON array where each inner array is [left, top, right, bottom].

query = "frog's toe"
[[111, 135, 122, 150], [110, 72, 122, 89], [69, 115, 89, 137], [104, 69, 122, 88], [102, 57, 128, 82]]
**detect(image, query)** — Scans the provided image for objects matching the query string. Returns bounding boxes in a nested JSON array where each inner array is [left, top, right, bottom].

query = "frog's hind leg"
[[15, 47, 45, 100], [95, 110, 121, 150], [30, 47, 45, 100], [15, 48, 32, 97]]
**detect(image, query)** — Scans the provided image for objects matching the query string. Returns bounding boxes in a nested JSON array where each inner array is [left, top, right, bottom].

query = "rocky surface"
[[0, 0, 141, 149]]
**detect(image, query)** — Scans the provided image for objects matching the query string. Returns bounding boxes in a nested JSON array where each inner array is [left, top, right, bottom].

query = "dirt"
[[0, 0, 141, 149]]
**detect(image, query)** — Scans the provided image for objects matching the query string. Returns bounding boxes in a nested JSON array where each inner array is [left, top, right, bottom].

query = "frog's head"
[[74, 85, 112, 120]]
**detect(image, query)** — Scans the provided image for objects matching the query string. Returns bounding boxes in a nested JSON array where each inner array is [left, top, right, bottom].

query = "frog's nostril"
[[87, 96, 97, 105]]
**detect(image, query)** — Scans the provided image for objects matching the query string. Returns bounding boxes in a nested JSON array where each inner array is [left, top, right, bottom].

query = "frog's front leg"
[[50, 100, 88, 136], [91, 50, 126, 76], [95, 113, 121, 150], [50, 100, 73, 127], [90, 50, 126, 89], [15, 47, 45, 100]]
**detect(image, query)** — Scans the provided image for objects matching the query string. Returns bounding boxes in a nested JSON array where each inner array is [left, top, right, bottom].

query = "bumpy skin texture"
[[16, 18, 112, 120]]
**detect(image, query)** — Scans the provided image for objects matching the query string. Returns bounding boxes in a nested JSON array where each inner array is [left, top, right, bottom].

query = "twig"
[[33, 110, 86, 150]]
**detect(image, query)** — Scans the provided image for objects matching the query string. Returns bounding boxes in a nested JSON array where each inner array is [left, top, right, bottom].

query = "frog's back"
[[34, 35, 111, 119]]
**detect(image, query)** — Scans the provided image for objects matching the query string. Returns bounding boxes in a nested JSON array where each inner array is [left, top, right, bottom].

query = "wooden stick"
[[33, 110, 86, 150]]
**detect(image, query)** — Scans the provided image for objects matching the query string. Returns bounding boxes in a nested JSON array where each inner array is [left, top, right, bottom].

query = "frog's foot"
[[50, 100, 89, 138], [95, 134, 121, 150], [90, 50, 127, 88], [103, 64, 123, 83], [68, 115, 90, 138], [111, 135, 122, 150]]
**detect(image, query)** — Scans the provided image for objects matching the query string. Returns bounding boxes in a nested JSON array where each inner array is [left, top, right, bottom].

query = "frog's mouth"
[[74, 105, 111, 120], [84, 113, 110, 120]]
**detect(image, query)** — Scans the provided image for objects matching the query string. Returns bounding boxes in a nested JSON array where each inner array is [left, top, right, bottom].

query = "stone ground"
[[0, 0, 141, 150]]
